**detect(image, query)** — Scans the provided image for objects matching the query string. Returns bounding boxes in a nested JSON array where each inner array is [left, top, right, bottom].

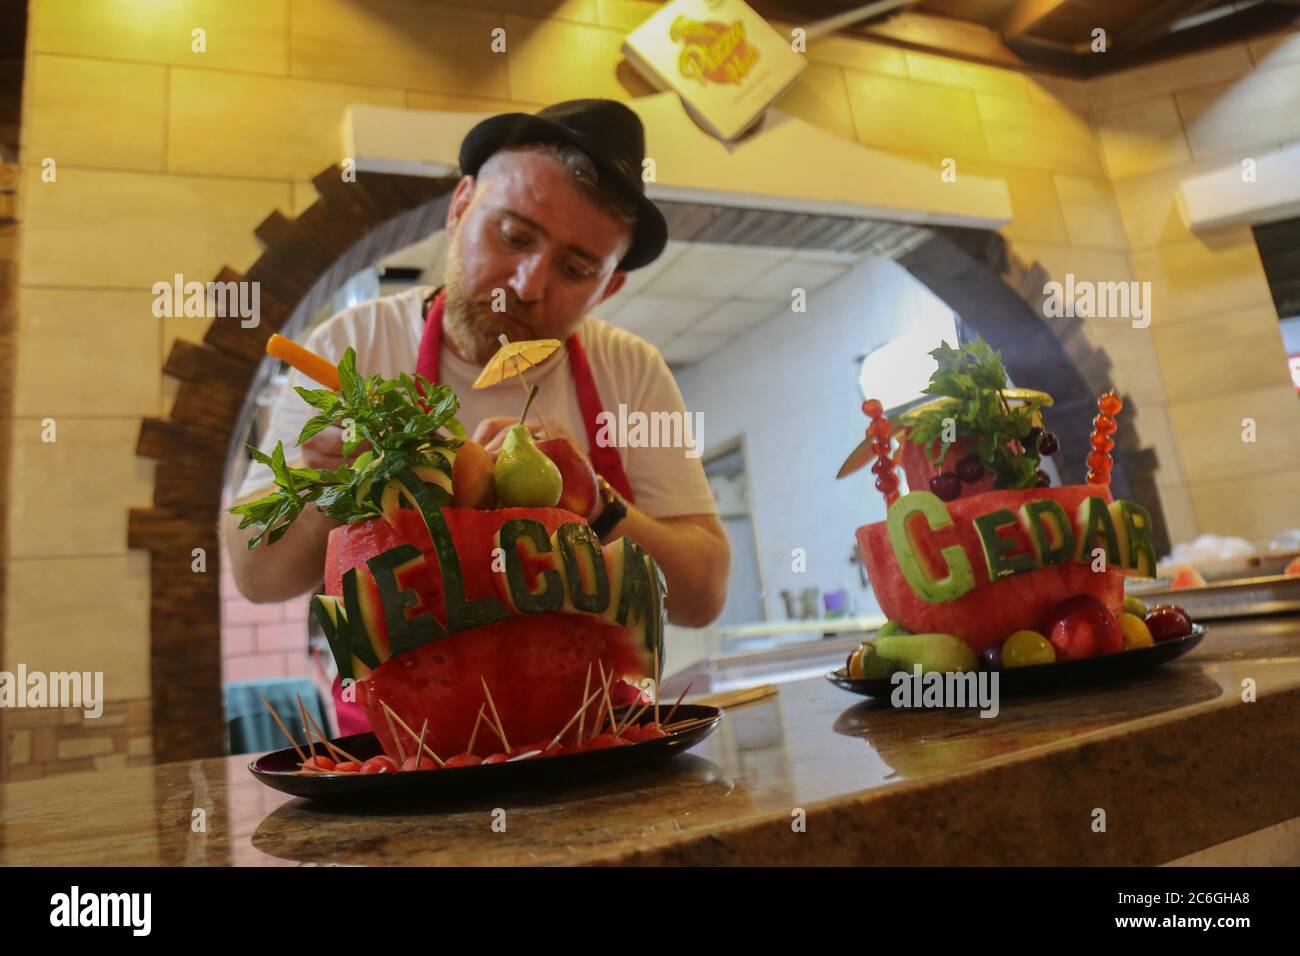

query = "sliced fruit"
[[1170, 565, 1208, 589]]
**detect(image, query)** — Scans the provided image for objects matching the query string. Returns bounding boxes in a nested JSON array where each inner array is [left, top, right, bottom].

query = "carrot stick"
[[267, 334, 340, 391]]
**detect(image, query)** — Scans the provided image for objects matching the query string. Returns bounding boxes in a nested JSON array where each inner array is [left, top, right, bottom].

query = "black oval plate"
[[249, 704, 722, 803], [826, 625, 1206, 699]]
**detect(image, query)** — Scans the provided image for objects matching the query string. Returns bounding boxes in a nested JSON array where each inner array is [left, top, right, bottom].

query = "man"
[[221, 99, 730, 635]]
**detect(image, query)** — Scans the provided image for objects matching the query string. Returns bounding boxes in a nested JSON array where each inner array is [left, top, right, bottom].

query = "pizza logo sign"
[[670, 14, 759, 86]]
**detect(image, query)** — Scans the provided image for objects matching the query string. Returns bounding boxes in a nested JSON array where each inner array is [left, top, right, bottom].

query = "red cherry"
[[1089, 433, 1114, 451], [863, 399, 883, 418], [928, 472, 961, 501], [359, 756, 398, 774], [333, 761, 361, 773], [587, 733, 626, 750], [871, 439, 892, 456], [482, 753, 509, 764], [301, 755, 336, 772], [875, 475, 899, 493], [639, 726, 667, 739], [1144, 604, 1193, 642], [1086, 450, 1111, 471], [1093, 415, 1117, 435], [1043, 595, 1123, 661], [400, 755, 439, 771], [868, 418, 891, 438], [1086, 470, 1105, 484], [1099, 392, 1123, 416]]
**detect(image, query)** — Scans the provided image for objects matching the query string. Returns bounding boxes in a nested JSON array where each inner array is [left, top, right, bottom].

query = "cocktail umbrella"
[[473, 335, 563, 438]]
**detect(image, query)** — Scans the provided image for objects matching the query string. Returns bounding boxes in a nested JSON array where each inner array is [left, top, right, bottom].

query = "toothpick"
[[593, 662, 615, 741], [480, 677, 511, 753], [546, 687, 605, 752], [576, 664, 592, 744], [615, 698, 654, 738], [300, 705, 363, 765], [260, 693, 306, 762], [380, 700, 407, 764], [661, 681, 694, 727], [296, 695, 317, 761], [381, 701, 444, 766], [653, 643, 661, 727], [414, 720, 430, 768], [467, 705, 485, 755]]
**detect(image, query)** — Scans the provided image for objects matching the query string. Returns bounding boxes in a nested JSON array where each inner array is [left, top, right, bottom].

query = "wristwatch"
[[590, 475, 628, 540]]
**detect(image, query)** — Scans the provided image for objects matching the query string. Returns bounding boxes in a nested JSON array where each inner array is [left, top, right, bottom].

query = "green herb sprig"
[[230, 347, 465, 548], [903, 339, 1047, 490]]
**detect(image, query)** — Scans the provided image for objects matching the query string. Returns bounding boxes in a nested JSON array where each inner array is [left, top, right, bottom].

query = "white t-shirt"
[[238, 286, 717, 519]]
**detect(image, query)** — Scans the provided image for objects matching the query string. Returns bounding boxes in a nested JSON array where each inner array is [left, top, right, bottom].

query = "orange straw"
[[267, 333, 340, 391]]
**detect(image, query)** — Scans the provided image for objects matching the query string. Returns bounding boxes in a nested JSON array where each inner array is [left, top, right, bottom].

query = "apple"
[[450, 440, 496, 509], [537, 437, 598, 518], [1042, 595, 1123, 661]]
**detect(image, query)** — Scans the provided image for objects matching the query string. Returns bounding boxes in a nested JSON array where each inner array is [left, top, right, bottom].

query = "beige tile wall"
[[7, 1, 1300, 777]]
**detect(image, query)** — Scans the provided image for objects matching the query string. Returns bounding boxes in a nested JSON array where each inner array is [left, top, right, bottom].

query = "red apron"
[[330, 289, 638, 735]]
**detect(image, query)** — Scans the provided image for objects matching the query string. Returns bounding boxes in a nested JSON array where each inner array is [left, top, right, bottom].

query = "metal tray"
[[1129, 573, 1300, 620]]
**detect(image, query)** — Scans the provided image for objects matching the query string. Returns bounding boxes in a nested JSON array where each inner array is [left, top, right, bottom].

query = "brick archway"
[[130, 167, 1166, 763]]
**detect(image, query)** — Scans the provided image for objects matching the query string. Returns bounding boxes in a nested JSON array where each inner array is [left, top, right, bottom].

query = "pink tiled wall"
[[219, 560, 314, 684]]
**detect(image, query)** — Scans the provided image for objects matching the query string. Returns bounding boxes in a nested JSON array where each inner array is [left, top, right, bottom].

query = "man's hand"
[[301, 423, 371, 471], [473, 416, 584, 459]]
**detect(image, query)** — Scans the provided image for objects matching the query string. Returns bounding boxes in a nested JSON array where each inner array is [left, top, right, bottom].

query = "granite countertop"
[[2, 618, 1298, 866]]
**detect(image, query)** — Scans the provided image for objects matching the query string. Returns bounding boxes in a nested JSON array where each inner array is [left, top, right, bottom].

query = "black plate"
[[248, 704, 722, 803], [826, 624, 1206, 700]]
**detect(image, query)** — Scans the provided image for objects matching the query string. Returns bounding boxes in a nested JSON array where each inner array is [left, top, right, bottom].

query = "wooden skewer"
[[380, 700, 407, 764], [414, 720, 430, 767], [691, 683, 777, 710], [576, 663, 592, 744], [296, 695, 319, 762], [296, 693, 346, 764], [479, 677, 511, 753], [595, 662, 617, 742], [546, 687, 605, 752], [661, 681, 694, 727], [260, 693, 307, 761], [663, 716, 716, 734], [381, 701, 444, 766], [467, 705, 485, 755]]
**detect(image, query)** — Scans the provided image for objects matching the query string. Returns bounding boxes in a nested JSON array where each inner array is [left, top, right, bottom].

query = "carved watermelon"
[[857, 485, 1124, 653], [324, 506, 656, 759]]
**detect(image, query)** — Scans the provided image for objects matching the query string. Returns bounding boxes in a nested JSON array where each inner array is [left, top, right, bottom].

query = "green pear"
[[872, 633, 977, 674], [494, 423, 563, 508]]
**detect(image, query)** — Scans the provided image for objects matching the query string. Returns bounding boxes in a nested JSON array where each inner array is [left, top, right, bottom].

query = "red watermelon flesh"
[[857, 485, 1124, 653], [325, 505, 653, 759]]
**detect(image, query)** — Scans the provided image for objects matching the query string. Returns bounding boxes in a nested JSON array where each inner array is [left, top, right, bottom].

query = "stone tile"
[[845, 71, 987, 161], [1188, 469, 1300, 542], [1095, 96, 1192, 179], [3, 765, 47, 783], [976, 91, 1103, 176], [1131, 234, 1275, 325], [291, 0, 509, 98], [4, 555, 152, 701], [1087, 45, 1255, 113], [1128, 400, 1185, 486], [503, 15, 629, 103], [1054, 174, 1128, 251], [1025, 72, 1091, 114], [7, 418, 154, 558], [25, 55, 167, 172], [14, 287, 162, 418], [406, 91, 542, 114], [595, 0, 659, 31], [224, 653, 288, 684], [1177, 60, 1300, 161], [1151, 307, 1293, 403], [1153, 480, 1199, 549], [904, 51, 1029, 99], [6, 730, 32, 765], [1111, 161, 1218, 252], [94, 754, 130, 772], [127, 699, 152, 729], [256, 622, 307, 653], [806, 36, 907, 77], [772, 62, 855, 144], [30, 0, 290, 73], [1084, 316, 1167, 409], [168, 69, 403, 181], [57, 736, 114, 760], [223, 624, 256, 657], [20, 165, 289, 289], [32, 728, 58, 762], [1249, 28, 1300, 70], [949, 160, 1068, 246], [128, 735, 153, 758], [1169, 384, 1300, 486]]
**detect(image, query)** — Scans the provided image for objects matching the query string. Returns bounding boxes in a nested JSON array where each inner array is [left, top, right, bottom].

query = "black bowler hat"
[[459, 99, 669, 271]]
